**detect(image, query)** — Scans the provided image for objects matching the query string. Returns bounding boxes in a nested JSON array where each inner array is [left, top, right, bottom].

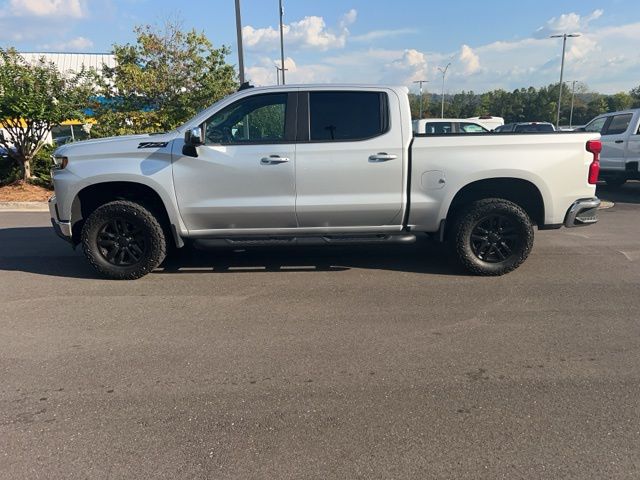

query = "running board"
[[193, 233, 417, 249]]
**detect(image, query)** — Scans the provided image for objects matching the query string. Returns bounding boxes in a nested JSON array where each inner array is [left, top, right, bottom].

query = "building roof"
[[19, 52, 116, 76]]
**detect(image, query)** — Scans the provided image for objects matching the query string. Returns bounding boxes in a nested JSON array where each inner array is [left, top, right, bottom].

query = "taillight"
[[586, 140, 601, 185]]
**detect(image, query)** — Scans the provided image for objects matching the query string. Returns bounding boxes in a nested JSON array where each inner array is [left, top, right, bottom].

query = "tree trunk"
[[23, 159, 32, 182]]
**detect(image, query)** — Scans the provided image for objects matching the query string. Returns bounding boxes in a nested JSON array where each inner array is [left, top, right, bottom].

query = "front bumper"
[[564, 197, 601, 228], [48, 195, 73, 242]]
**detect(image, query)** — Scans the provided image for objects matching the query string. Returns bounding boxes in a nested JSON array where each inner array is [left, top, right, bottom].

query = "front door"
[[172, 92, 298, 232], [294, 90, 404, 228]]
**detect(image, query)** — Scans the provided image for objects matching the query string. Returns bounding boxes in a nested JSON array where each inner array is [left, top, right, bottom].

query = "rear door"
[[601, 113, 633, 172], [294, 89, 404, 228]]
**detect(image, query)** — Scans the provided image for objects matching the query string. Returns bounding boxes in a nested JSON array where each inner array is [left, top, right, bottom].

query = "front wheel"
[[452, 198, 534, 276], [81, 200, 167, 280]]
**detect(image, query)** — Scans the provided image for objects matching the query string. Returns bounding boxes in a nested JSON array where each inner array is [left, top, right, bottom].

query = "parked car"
[[578, 109, 640, 187], [494, 122, 556, 133], [49, 85, 602, 279], [412, 119, 489, 134], [466, 116, 505, 131]]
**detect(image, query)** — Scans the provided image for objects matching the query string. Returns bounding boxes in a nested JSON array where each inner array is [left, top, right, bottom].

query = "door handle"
[[614, 140, 624, 144], [369, 152, 398, 162], [261, 155, 290, 165]]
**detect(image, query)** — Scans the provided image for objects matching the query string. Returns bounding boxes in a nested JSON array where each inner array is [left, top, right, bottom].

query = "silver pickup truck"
[[49, 85, 602, 279], [581, 108, 640, 187]]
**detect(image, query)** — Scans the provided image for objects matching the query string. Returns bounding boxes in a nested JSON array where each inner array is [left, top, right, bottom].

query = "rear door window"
[[308, 91, 388, 141], [603, 114, 633, 136], [423, 122, 453, 134]]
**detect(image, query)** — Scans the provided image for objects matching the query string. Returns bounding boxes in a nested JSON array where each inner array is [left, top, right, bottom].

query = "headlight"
[[51, 155, 68, 170]]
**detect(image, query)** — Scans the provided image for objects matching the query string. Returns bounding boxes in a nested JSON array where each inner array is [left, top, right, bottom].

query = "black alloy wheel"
[[469, 214, 522, 263], [97, 217, 147, 266]]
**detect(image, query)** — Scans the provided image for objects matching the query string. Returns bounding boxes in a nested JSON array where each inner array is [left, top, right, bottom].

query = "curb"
[[0, 201, 49, 212]]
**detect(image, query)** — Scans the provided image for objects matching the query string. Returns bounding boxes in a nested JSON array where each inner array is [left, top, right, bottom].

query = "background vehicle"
[[49, 85, 601, 280], [412, 119, 489, 134], [579, 109, 640, 187], [494, 122, 556, 133], [466, 116, 504, 130]]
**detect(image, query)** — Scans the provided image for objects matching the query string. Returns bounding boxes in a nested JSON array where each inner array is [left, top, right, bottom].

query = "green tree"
[[94, 21, 237, 137], [0, 49, 95, 181], [629, 86, 640, 108], [607, 92, 633, 112]]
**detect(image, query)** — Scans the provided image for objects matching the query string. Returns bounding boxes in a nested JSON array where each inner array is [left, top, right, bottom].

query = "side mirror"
[[184, 127, 204, 146]]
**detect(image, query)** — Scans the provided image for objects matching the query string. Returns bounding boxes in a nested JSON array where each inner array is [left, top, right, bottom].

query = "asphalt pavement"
[[1, 184, 639, 479]]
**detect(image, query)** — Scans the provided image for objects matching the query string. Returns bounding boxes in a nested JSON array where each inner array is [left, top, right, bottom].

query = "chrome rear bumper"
[[564, 198, 601, 228]]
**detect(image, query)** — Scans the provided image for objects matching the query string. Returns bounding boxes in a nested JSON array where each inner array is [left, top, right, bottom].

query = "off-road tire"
[[81, 200, 167, 280], [452, 198, 534, 276]]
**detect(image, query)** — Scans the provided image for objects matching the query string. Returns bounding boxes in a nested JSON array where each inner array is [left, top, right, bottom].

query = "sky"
[[1, 0, 640, 94]]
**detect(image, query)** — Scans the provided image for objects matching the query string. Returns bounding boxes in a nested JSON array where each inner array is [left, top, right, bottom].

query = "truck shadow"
[[159, 238, 466, 276], [597, 181, 640, 205], [0, 226, 466, 279]]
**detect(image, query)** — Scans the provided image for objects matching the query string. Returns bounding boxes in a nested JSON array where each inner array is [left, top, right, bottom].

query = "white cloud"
[[8, 0, 87, 18], [382, 49, 428, 84], [243, 10, 355, 52], [38, 36, 94, 51], [352, 28, 417, 43], [459, 44, 480, 74], [535, 9, 603, 37], [246, 56, 334, 86]]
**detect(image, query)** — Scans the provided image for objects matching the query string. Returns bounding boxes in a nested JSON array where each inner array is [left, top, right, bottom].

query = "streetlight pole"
[[569, 80, 577, 129], [275, 66, 288, 85], [234, 0, 245, 85], [413, 80, 429, 119], [279, 0, 286, 85], [438, 63, 451, 118], [550, 33, 580, 129]]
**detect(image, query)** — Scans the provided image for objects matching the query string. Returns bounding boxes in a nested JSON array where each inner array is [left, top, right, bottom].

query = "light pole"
[[569, 80, 578, 129], [550, 33, 580, 129], [279, 0, 286, 85], [413, 80, 429, 119], [275, 66, 288, 85], [234, 0, 245, 85], [438, 63, 451, 118]]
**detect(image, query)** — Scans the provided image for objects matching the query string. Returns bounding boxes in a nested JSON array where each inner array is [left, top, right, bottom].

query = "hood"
[[54, 131, 179, 158]]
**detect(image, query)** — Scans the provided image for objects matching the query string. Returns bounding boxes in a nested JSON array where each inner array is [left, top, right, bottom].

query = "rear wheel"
[[452, 198, 534, 276], [81, 200, 167, 280]]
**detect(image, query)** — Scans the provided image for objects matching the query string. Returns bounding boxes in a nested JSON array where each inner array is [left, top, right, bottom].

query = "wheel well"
[[447, 178, 545, 227], [72, 182, 175, 246]]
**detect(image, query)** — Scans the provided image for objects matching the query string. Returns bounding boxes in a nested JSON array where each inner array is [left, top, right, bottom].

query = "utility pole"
[[234, 0, 245, 85], [438, 63, 451, 118], [550, 33, 580, 129], [569, 80, 577, 129], [279, 0, 286, 85], [413, 80, 429, 119]]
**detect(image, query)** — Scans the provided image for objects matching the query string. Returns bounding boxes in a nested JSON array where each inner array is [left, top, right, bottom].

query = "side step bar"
[[193, 233, 417, 249]]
